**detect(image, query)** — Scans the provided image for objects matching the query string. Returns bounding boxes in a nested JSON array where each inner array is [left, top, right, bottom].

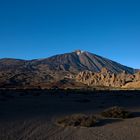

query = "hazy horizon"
[[0, 0, 140, 68]]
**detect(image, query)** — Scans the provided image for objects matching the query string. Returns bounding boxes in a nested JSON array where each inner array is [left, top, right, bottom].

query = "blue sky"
[[0, 0, 140, 68]]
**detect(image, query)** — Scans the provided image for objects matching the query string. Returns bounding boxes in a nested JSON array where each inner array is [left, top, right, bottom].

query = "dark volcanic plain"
[[0, 89, 140, 140]]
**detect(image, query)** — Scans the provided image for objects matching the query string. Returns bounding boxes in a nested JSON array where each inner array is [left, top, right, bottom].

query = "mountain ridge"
[[0, 50, 138, 89], [0, 50, 136, 74], [0, 50, 134, 73]]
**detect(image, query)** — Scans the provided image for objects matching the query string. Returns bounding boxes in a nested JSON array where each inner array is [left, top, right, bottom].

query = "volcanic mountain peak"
[[74, 50, 85, 55], [38, 50, 134, 74], [0, 50, 135, 75]]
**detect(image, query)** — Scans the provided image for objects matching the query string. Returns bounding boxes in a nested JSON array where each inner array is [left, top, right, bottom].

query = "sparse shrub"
[[101, 106, 132, 119], [57, 114, 98, 127]]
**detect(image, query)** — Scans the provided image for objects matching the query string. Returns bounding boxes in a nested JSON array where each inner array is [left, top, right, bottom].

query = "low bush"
[[57, 114, 98, 127], [101, 106, 132, 119]]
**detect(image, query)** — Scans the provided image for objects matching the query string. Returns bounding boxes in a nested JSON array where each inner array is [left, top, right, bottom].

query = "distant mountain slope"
[[33, 50, 134, 74]]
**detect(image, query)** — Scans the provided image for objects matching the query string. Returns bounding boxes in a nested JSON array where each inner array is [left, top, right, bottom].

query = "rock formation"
[[76, 68, 138, 88]]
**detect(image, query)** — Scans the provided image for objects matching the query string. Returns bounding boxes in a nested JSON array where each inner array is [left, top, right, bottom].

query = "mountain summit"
[[74, 50, 85, 55], [37, 50, 134, 74]]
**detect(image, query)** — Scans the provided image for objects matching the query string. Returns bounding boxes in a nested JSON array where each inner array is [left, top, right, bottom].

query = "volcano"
[[34, 50, 134, 74], [0, 50, 135, 88]]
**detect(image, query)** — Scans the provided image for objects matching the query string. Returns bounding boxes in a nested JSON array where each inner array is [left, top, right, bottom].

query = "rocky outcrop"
[[121, 72, 140, 89], [76, 68, 137, 88], [122, 81, 140, 89], [134, 71, 140, 81]]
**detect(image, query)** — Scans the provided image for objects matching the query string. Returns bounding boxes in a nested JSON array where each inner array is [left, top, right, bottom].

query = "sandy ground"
[[0, 91, 140, 140]]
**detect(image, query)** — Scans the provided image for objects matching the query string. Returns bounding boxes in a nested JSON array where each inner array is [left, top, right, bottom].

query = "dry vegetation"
[[57, 114, 99, 127], [57, 106, 133, 128], [101, 106, 132, 119]]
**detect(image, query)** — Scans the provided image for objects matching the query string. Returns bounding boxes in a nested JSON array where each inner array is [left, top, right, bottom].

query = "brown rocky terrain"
[[122, 81, 140, 89], [76, 68, 140, 88], [0, 50, 138, 89]]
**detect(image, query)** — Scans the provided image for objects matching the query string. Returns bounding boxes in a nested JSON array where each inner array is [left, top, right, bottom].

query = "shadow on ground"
[[96, 119, 122, 127]]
